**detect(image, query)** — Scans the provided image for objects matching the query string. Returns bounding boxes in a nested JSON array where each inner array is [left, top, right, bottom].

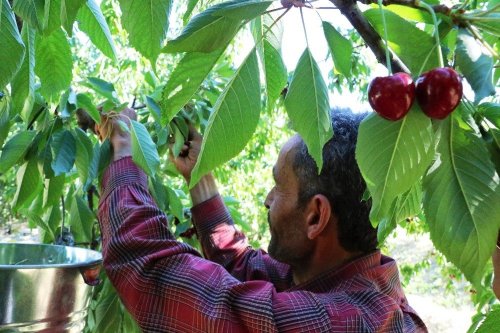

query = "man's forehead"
[[274, 135, 302, 178]]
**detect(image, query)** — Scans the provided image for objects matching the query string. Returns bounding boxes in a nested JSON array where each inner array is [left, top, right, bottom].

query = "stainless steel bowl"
[[0, 243, 102, 332]]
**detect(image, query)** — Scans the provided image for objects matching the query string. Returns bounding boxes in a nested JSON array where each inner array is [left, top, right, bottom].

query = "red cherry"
[[80, 265, 102, 286], [368, 72, 415, 121], [415, 67, 463, 119]]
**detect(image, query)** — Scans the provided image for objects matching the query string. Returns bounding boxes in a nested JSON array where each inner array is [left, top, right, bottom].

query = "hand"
[[170, 126, 203, 182], [94, 107, 137, 161]]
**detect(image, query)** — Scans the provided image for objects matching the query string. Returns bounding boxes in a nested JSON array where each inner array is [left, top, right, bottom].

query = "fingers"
[[179, 141, 191, 158], [120, 107, 137, 121], [187, 124, 202, 142], [94, 106, 137, 143]]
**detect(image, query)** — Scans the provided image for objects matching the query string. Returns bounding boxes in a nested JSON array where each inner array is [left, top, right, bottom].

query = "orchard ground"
[[1, 222, 475, 332]]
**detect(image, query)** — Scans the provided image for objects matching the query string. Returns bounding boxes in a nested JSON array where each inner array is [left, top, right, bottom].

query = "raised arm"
[[170, 125, 292, 286], [98, 157, 327, 332]]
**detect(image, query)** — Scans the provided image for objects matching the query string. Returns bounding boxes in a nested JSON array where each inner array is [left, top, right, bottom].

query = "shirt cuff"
[[100, 156, 148, 200], [191, 195, 233, 234]]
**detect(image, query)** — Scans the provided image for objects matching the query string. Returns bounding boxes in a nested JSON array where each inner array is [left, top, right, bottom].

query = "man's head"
[[264, 109, 377, 266]]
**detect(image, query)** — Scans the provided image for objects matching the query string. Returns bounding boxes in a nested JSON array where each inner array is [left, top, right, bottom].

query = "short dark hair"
[[292, 109, 377, 253]]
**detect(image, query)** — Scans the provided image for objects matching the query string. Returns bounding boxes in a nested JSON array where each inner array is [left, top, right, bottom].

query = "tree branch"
[[359, 0, 451, 15], [329, 0, 409, 73]]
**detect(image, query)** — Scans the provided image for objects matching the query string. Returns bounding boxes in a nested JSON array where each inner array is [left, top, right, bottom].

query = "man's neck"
[[291, 247, 362, 285]]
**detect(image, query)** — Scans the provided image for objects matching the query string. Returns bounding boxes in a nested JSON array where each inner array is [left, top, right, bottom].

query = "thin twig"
[[300, 7, 310, 46], [359, 0, 451, 14], [466, 23, 499, 59], [263, 7, 288, 15]]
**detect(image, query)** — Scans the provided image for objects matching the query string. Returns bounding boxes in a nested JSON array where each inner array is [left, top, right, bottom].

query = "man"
[[97, 107, 427, 332]]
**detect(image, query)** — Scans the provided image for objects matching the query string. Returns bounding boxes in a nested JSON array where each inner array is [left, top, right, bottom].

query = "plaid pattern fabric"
[[98, 157, 428, 333]]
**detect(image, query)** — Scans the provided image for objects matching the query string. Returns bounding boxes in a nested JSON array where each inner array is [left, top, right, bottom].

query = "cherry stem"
[[255, 7, 290, 47], [417, 0, 444, 68], [377, 0, 392, 74], [466, 23, 499, 59], [263, 7, 287, 15], [300, 7, 310, 46], [306, 0, 325, 21]]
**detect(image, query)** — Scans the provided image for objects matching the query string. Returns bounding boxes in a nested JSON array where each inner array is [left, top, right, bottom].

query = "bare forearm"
[[189, 173, 219, 205]]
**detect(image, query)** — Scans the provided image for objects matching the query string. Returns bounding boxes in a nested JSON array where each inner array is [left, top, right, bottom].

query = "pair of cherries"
[[368, 67, 463, 121]]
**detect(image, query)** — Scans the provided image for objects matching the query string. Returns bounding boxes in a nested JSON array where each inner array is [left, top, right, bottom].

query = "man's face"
[[264, 135, 313, 265]]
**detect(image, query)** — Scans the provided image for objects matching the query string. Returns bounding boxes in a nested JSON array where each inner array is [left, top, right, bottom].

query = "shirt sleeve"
[[97, 157, 328, 332], [191, 195, 293, 290]]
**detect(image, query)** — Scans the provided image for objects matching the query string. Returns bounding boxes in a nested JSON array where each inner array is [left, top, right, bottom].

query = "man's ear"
[[304, 194, 332, 240]]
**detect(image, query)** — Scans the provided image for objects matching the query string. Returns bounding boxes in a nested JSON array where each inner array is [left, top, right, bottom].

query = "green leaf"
[[364, 8, 440, 74], [472, 13, 500, 37], [94, 280, 122, 333], [43, 174, 65, 208], [77, 0, 117, 61], [0, 0, 25, 91], [171, 124, 185, 158], [423, 110, 500, 285], [70, 195, 93, 243], [43, 0, 62, 35], [145, 96, 161, 124], [212, 0, 272, 20], [252, 12, 284, 51], [86, 142, 101, 188], [121, 308, 141, 333], [0, 97, 12, 148], [50, 129, 76, 176], [84, 77, 118, 102], [377, 183, 422, 243], [130, 120, 160, 178], [263, 39, 287, 110], [455, 29, 495, 103], [183, 0, 200, 25], [356, 106, 435, 226], [166, 0, 272, 53], [35, 28, 73, 102], [479, 102, 500, 129], [97, 139, 111, 183], [13, 0, 44, 31], [45, 203, 62, 235], [76, 93, 100, 124], [149, 177, 168, 211], [476, 305, 500, 333], [11, 25, 36, 122], [119, 0, 171, 63], [74, 127, 93, 185], [190, 48, 261, 187], [166, 186, 183, 220], [284, 48, 332, 171], [322, 22, 353, 77], [0, 130, 37, 173], [12, 159, 42, 212], [385, 5, 433, 24], [61, 0, 86, 34], [27, 213, 55, 241], [159, 48, 225, 126]]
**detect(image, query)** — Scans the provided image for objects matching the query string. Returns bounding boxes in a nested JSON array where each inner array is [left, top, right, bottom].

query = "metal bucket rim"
[[0, 242, 102, 269]]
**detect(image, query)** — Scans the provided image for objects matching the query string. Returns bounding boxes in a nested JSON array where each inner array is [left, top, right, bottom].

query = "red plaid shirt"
[[98, 157, 427, 332]]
